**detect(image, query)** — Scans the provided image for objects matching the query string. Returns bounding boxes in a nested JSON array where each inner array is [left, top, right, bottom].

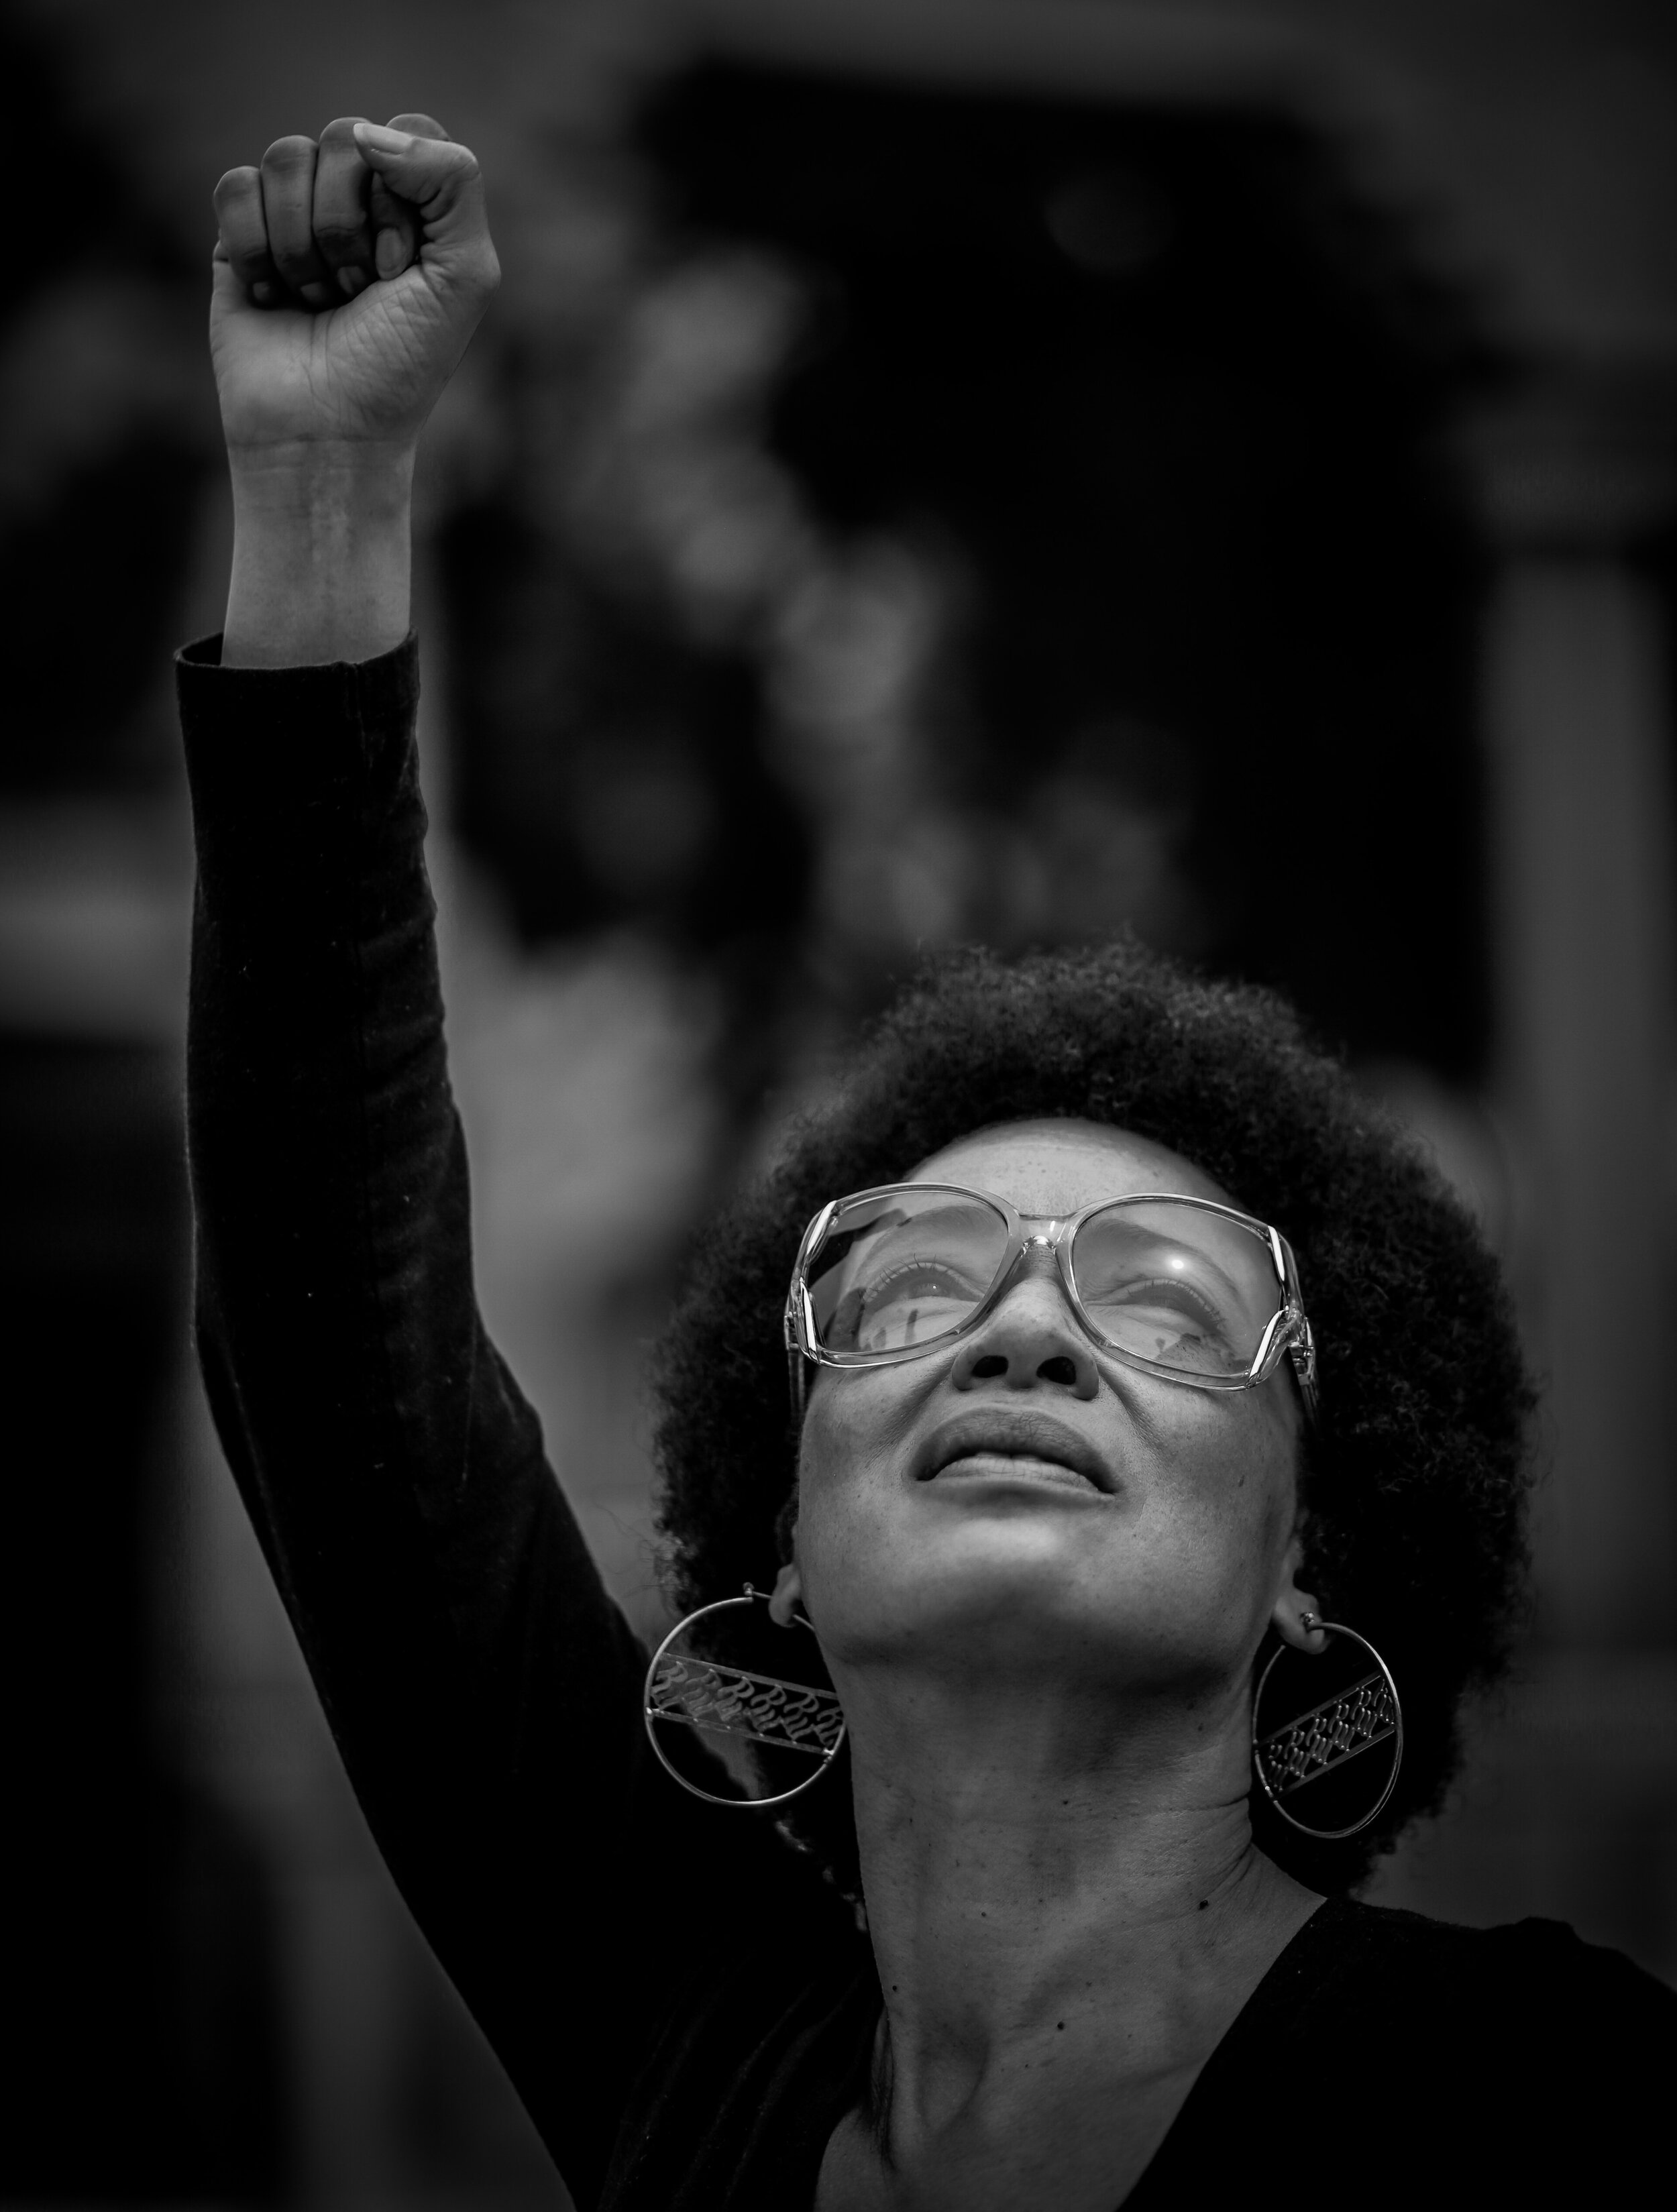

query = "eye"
[[1095, 1274, 1236, 1352], [836, 1258, 988, 1351]]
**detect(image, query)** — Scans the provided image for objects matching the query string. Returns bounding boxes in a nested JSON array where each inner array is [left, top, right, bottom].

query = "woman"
[[185, 117, 1673, 2209]]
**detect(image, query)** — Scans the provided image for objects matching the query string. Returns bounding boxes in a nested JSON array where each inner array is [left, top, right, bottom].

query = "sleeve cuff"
[[178, 631, 424, 872], [175, 627, 419, 685]]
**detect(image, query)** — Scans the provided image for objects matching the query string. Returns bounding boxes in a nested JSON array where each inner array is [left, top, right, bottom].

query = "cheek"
[[794, 1368, 920, 1561], [1185, 1415, 1301, 1603], [1131, 1386, 1299, 1583], [800, 1361, 921, 1477]]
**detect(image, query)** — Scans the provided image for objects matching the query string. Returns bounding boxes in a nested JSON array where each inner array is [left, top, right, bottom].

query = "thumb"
[[366, 110, 445, 278], [352, 121, 497, 296]]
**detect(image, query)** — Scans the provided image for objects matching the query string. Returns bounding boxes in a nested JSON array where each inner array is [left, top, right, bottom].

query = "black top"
[[179, 632, 1676, 2209]]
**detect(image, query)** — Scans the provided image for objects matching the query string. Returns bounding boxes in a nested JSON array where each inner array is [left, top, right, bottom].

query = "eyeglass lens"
[[806, 1188, 1284, 1379], [807, 1193, 1012, 1355]]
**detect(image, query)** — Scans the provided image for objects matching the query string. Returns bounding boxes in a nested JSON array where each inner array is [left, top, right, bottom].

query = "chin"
[[824, 1521, 1131, 1663], [810, 1507, 1252, 1692]]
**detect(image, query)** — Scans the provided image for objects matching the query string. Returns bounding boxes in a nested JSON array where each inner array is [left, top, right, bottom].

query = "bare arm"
[[209, 112, 498, 665]]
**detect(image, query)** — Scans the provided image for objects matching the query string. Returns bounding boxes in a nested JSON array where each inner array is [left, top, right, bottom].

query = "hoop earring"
[[1251, 1618, 1403, 1840], [643, 1584, 846, 1809]]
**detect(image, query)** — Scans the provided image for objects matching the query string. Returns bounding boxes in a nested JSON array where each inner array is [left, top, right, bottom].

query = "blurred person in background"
[[179, 108, 1676, 2212]]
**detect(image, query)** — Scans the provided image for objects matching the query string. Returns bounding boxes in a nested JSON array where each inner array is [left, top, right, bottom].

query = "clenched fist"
[[211, 113, 499, 456], [211, 113, 499, 664]]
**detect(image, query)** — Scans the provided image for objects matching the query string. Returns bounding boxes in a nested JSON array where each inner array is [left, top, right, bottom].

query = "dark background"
[[3, 1, 1675, 2204]]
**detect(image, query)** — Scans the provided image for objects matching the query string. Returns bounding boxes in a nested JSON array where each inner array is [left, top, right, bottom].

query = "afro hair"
[[651, 939, 1535, 1895]]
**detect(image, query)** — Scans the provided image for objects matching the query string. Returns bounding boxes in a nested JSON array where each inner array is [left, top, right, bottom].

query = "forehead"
[[908, 1118, 1234, 1217]]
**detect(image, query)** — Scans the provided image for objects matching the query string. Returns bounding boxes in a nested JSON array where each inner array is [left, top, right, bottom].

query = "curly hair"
[[650, 939, 1535, 1895]]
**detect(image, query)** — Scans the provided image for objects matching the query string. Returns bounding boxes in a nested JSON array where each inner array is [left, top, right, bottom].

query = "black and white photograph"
[[3, 1, 1676, 2206]]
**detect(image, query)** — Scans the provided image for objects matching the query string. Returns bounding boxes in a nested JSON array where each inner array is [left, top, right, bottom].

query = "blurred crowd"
[[3, 1, 1675, 2205]]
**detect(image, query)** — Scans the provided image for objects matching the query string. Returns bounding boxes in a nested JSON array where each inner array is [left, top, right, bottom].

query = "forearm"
[[222, 439, 413, 666]]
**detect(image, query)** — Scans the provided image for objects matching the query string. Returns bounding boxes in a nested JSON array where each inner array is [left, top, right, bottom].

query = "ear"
[[1270, 1532, 1328, 1654], [767, 1559, 803, 1627]]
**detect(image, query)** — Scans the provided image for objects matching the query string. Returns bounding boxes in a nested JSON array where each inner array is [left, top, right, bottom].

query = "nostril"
[[971, 1354, 1008, 1379], [1038, 1355, 1078, 1386]]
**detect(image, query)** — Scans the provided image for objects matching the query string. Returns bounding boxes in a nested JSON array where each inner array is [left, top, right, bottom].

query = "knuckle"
[[213, 166, 258, 209], [427, 146, 484, 205], [319, 115, 368, 146], [313, 213, 367, 251], [262, 133, 317, 170]]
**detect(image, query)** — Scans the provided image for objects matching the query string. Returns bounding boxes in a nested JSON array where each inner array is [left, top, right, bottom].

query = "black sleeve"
[[178, 633, 774, 2205]]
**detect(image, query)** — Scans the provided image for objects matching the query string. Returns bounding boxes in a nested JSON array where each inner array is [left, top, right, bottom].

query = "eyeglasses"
[[783, 1182, 1318, 1423]]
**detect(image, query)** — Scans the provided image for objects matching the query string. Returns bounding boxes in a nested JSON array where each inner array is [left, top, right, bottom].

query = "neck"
[[836, 1659, 1320, 2156]]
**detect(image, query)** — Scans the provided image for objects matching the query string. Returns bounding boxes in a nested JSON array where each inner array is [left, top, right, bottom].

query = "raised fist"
[[211, 114, 500, 457]]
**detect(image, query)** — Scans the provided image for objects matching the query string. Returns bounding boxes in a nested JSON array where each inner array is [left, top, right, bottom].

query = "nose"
[[949, 1249, 1100, 1399]]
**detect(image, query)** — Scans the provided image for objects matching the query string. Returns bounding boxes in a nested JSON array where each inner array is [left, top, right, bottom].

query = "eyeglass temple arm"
[[1269, 1231, 1320, 1423], [784, 1301, 808, 1426], [1287, 1316, 1319, 1425]]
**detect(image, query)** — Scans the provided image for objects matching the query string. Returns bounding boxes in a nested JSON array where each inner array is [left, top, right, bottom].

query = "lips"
[[916, 1408, 1116, 1493]]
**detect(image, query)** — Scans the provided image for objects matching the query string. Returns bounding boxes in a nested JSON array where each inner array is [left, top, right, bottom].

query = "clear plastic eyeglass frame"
[[782, 1182, 1319, 1427]]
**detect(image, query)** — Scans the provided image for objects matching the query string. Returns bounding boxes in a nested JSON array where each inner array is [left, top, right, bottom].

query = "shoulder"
[[1311, 1895, 1677, 2030], [1244, 1899, 1674, 2193], [1288, 1895, 1677, 2049]]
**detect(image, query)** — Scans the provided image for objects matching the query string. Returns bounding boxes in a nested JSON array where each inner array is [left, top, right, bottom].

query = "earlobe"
[[767, 1559, 803, 1626], [1272, 1537, 1329, 1653]]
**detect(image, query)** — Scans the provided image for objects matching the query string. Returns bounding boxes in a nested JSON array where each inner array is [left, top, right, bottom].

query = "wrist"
[[223, 441, 415, 669], [226, 437, 416, 515]]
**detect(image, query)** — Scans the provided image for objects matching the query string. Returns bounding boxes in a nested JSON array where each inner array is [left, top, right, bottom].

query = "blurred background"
[[3, 0, 1674, 2204]]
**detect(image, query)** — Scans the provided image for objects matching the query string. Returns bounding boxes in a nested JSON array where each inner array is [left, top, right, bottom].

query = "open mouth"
[[934, 1450, 1103, 1492], [918, 1411, 1115, 1493]]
